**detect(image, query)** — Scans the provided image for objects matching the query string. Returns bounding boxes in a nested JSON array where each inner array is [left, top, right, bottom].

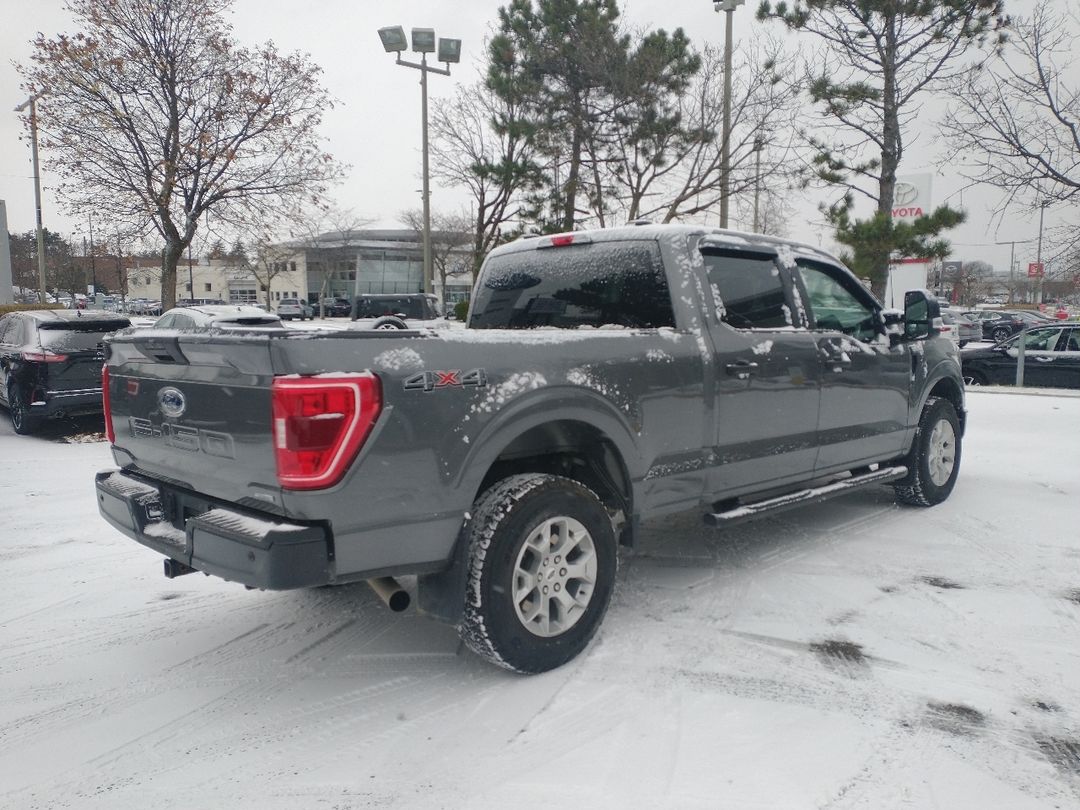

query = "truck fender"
[[418, 388, 642, 626]]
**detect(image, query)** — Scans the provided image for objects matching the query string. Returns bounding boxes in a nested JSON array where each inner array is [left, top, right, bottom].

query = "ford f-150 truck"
[[95, 224, 965, 673]]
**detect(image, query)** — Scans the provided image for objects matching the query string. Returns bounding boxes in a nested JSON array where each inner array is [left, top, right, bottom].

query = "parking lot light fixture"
[[378, 26, 407, 53], [377, 25, 461, 296]]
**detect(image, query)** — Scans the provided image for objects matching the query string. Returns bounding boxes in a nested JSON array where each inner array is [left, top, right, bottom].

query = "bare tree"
[[287, 207, 372, 317], [243, 234, 294, 309], [18, 0, 342, 310], [596, 37, 802, 226], [944, 260, 994, 306], [430, 80, 540, 276], [942, 1, 1079, 212], [399, 209, 477, 299]]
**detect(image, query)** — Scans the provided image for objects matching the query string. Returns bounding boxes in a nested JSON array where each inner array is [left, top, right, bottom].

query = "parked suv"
[[277, 298, 314, 321], [350, 293, 441, 324], [0, 309, 130, 434], [322, 297, 353, 317]]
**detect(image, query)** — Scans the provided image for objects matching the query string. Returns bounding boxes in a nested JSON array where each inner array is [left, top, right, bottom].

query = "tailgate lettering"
[[128, 418, 235, 458]]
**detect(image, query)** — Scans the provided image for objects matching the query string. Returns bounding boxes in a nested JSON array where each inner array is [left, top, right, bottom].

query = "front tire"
[[894, 397, 961, 507], [991, 326, 1010, 342], [460, 474, 617, 674]]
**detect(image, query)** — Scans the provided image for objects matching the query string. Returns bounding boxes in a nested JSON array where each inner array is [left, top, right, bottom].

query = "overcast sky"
[[0, 0, 1071, 275]]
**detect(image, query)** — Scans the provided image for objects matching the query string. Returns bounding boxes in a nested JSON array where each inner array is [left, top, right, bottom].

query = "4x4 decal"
[[403, 368, 488, 392]]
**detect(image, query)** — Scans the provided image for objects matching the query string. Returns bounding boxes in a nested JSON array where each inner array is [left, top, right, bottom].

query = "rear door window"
[[702, 249, 791, 329], [471, 241, 675, 329]]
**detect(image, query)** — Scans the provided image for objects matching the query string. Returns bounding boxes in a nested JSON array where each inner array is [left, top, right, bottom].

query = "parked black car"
[[0, 309, 131, 434], [961, 310, 1026, 343], [962, 324, 1080, 389], [350, 293, 441, 322], [322, 297, 353, 317]]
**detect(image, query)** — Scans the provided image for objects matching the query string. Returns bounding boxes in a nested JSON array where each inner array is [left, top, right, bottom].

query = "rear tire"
[[894, 397, 961, 507], [991, 326, 1010, 342], [460, 474, 617, 674], [372, 316, 408, 330], [963, 371, 987, 386], [8, 385, 40, 435]]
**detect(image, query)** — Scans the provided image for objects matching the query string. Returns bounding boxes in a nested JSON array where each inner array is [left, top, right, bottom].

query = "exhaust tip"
[[367, 576, 411, 612]]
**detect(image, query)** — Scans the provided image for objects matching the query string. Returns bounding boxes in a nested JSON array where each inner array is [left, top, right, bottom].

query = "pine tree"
[[758, 0, 1005, 296]]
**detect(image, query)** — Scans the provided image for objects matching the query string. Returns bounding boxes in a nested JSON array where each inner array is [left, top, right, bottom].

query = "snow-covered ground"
[[1, 390, 1078, 809]]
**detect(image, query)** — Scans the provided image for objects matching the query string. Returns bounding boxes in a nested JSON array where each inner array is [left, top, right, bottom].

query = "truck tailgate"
[[105, 331, 283, 510]]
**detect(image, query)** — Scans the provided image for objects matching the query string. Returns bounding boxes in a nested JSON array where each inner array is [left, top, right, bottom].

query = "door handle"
[[725, 360, 759, 379], [819, 346, 851, 373]]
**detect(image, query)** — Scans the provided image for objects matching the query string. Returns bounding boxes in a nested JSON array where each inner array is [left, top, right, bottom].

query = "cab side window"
[[702, 249, 790, 329], [796, 260, 877, 342]]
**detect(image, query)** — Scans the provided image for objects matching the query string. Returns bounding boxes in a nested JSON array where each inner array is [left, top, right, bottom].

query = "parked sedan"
[[940, 309, 980, 348], [153, 305, 282, 329], [277, 298, 314, 320], [962, 310, 1028, 343], [0, 309, 131, 434], [962, 324, 1080, 389]]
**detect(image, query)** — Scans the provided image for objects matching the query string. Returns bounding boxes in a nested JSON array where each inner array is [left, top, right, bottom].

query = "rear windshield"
[[355, 297, 434, 319], [38, 319, 129, 351], [470, 241, 675, 329]]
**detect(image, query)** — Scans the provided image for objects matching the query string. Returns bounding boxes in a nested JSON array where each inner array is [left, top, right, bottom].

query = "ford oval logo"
[[158, 387, 187, 418]]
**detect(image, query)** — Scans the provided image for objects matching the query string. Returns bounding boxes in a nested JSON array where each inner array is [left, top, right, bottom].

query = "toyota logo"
[[894, 181, 919, 206], [158, 387, 187, 418]]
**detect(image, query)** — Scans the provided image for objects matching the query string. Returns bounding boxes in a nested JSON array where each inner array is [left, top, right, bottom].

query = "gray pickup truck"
[[95, 224, 965, 673]]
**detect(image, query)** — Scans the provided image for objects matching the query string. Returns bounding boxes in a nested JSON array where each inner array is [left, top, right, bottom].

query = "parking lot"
[[1, 389, 1078, 809]]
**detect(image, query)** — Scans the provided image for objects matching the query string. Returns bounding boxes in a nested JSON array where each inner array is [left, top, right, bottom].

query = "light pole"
[[378, 26, 461, 297], [994, 238, 1034, 303], [1035, 199, 1049, 305], [715, 0, 744, 229], [14, 91, 48, 303]]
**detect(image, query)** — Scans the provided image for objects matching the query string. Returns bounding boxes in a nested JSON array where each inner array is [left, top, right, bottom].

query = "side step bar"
[[704, 465, 908, 528]]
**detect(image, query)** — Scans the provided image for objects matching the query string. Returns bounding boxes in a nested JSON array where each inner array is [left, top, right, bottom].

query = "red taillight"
[[271, 373, 382, 490], [550, 235, 575, 247], [22, 350, 68, 363], [102, 365, 115, 444]]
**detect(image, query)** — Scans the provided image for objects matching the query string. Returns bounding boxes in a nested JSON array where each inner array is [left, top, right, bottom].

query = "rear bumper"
[[32, 387, 103, 418], [95, 469, 331, 589]]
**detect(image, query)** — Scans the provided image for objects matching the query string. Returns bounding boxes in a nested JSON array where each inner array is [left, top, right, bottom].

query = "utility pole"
[[88, 213, 97, 304], [1035, 200, 1048, 305], [716, 0, 745, 229], [14, 92, 48, 303]]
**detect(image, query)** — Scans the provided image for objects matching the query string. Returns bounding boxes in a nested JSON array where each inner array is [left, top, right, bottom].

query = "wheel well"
[[477, 420, 633, 543], [928, 376, 966, 435]]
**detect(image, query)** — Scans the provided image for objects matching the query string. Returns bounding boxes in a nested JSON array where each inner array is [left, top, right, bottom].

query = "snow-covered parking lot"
[[1, 389, 1078, 809]]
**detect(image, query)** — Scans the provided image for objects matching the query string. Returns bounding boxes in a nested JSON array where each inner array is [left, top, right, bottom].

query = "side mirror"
[[903, 290, 942, 340]]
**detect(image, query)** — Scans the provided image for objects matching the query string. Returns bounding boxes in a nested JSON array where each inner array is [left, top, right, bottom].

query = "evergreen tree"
[[488, 0, 700, 232], [758, 0, 1005, 295]]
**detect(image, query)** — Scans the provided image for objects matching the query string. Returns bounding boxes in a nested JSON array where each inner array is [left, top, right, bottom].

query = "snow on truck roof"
[[490, 222, 844, 268]]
